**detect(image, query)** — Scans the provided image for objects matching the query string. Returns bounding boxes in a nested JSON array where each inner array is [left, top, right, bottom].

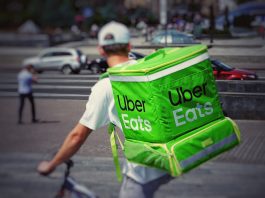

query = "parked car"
[[86, 57, 107, 74], [211, 59, 258, 80], [150, 30, 199, 45], [86, 51, 145, 74], [22, 48, 87, 74]]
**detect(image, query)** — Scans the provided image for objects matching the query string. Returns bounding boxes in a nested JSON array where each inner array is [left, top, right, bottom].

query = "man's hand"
[[37, 161, 55, 176], [37, 124, 92, 176]]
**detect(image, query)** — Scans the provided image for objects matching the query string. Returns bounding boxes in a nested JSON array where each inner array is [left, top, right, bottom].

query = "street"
[[0, 36, 265, 198], [0, 97, 265, 198]]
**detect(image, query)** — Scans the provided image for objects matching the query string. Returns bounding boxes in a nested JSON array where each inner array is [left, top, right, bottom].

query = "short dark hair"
[[102, 44, 129, 56]]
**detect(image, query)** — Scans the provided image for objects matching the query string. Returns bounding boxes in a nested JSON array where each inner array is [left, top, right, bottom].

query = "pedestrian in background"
[[17, 64, 38, 124], [37, 21, 172, 198]]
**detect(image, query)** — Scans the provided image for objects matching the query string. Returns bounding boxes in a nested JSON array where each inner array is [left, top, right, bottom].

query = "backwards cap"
[[98, 21, 130, 46]]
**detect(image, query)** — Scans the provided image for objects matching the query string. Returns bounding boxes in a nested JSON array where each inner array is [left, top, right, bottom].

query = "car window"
[[213, 60, 233, 71], [41, 51, 72, 58], [160, 35, 172, 43], [128, 53, 137, 60], [173, 35, 193, 44], [53, 52, 72, 56], [41, 52, 53, 58], [152, 35, 163, 43], [173, 36, 185, 44]]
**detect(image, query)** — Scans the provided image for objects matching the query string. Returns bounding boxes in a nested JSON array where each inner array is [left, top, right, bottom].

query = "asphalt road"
[[0, 98, 265, 198]]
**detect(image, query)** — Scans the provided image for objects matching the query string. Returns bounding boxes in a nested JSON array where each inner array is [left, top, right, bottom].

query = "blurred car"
[[150, 30, 199, 45], [22, 48, 87, 74], [211, 59, 258, 80], [86, 57, 107, 74], [86, 51, 145, 74]]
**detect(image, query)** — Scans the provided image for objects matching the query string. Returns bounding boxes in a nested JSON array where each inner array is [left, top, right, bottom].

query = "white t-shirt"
[[17, 69, 33, 94], [79, 77, 167, 184]]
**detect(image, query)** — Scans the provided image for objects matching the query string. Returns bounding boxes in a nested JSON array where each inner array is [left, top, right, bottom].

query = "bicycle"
[[53, 159, 97, 198]]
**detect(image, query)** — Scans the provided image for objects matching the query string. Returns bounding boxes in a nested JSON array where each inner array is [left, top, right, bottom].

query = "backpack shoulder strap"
[[108, 123, 124, 182], [99, 72, 109, 80], [101, 72, 124, 182]]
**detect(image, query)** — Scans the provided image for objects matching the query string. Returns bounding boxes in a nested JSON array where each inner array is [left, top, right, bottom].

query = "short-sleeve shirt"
[[79, 78, 167, 184], [17, 69, 33, 94]]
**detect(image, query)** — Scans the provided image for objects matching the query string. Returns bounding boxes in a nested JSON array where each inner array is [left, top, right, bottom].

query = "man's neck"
[[107, 55, 129, 68]]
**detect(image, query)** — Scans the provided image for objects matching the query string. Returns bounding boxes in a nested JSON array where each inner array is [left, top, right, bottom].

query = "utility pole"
[[160, 0, 167, 46], [209, 4, 215, 44]]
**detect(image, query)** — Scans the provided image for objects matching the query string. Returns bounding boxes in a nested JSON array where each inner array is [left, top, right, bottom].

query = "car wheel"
[[90, 64, 100, 74], [62, 65, 73, 75], [73, 69, 80, 74]]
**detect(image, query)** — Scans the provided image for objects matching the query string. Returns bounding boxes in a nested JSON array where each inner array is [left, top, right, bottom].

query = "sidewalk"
[[0, 98, 265, 197]]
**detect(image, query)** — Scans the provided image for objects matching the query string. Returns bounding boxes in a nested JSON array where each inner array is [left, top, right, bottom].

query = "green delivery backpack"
[[106, 45, 240, 181]]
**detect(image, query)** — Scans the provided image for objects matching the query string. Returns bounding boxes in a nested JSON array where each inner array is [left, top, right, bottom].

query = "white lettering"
[[173, 108, 186, 127], [172, 102, 215, 128], [122, 114, 130, 129], [144, 120, 152, 132], [204, 102, 214, 115], [121, 114, 152, 132], [186, 108, 197, 122], [130, 118, 139, 131], [196, 103, 205, 118], [137, 116, 145, 131]]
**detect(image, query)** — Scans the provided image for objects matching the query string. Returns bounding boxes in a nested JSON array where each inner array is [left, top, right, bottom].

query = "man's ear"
[[98, 46, 107, 57]]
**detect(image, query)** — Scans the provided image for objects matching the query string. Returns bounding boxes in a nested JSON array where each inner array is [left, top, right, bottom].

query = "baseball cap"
[[98, 21, 130, 46]]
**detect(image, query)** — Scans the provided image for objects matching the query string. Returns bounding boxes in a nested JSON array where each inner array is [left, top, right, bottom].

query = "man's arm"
[[32, 75, 38, 83], [37, 123, 92, 175], [29, 66, 38, 83]]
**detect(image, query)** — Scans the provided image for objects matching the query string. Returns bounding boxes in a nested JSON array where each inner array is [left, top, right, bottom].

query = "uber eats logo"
[[117, 95, 152, 132], [168, 83, 214, 127], [116, 82, 215, 133]]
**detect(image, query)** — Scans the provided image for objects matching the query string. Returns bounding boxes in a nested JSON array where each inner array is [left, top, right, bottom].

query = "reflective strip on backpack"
[[109, 53, 209, 82], [179, 133, 238, 169]]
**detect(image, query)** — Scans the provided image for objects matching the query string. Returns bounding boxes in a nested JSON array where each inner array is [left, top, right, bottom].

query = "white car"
[[22, 48, 87, 74]]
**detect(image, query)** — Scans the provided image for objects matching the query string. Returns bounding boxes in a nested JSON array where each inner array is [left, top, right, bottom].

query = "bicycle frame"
[[54, 160, 97, 198]]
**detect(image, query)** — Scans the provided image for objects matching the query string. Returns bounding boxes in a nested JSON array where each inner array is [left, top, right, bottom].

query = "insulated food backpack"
[[107, 45, 240, 181]]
